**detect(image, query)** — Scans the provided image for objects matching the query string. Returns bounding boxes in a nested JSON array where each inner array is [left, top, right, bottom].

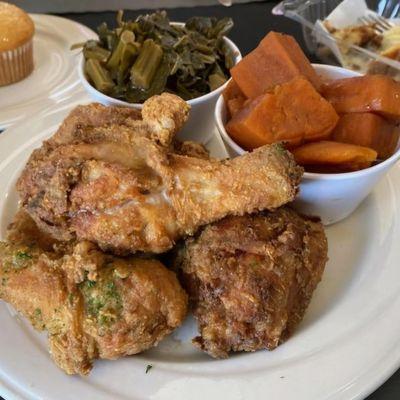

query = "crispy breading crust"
[[175, 208, 328, 358], [139, 93, 190, 146], [23, 93, 190, 172], [172, 140, 210, 159]]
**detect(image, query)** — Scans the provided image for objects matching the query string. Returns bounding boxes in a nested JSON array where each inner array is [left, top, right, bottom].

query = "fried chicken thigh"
[[17, 134, 302, 254], [0, 212, 187, 375], [175, 208, 327, 358]]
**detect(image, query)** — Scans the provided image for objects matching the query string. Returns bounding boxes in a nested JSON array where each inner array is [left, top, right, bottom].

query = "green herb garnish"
[[145, 364, 153, 374], [33, 308, 45, 330], [15, 251, 32, 260], [85, 280, 97, 288], [12, 251, 33, 269], [274, 142, 287, 155], [80, 275, 122, 328]]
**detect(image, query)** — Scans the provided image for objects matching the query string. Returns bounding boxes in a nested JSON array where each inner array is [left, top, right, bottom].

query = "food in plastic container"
[[272, 0, 400, 78]]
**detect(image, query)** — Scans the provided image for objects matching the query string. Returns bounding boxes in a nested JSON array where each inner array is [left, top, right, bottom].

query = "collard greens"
[[82, 10, 235, 103]]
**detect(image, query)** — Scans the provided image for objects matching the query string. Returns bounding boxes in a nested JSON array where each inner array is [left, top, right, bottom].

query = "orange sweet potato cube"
[[230, 31, 321, 99], [291, 141, 377, 172], [225, 77, 338, 150], [322, 75, 400, 121], [332, 113, 400, 159], [223, 79, 245, 102], [227, 97, 246, 117], [223, 79, 247, 117]]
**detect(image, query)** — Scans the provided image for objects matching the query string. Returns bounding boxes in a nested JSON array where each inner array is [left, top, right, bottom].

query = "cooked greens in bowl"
[[78, 10, 235, 103]]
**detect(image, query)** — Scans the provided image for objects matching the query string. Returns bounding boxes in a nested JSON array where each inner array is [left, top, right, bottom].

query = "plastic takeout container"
[[214, 64, 400, 226], [272, 0, 400, 75]]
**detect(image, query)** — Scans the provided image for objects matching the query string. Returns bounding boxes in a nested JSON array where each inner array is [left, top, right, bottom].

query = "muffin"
[[0, 2, 34, 86]]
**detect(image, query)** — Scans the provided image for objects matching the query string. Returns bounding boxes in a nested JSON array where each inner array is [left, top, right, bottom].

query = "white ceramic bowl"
[[79, 23, 241, 143], [215, 63, 400, 225]]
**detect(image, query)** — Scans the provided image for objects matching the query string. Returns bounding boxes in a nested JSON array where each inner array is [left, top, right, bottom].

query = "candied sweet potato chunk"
[[332, 113, 400, 159], [227, 97, 246, 117], [322, 75, 400, 121], [223, 79, 245, 102], [230, 31, 321, 99], [292, 141, 378, 172], [223, 79, 247, 118], [226, 77, 338, 150]]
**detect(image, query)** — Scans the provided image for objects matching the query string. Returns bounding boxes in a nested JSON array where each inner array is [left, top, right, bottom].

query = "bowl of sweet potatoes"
[[214, 32, 400, 225]]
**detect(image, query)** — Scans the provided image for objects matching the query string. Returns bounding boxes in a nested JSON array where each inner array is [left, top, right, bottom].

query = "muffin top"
[[0, 2, 34, 51]]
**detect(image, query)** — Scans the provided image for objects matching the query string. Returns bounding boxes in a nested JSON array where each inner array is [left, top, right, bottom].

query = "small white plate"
[[1, 99, 400, 400], [0, 14, 97, 130]]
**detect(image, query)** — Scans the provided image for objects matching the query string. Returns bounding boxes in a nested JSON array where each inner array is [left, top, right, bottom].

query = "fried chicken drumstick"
[[17, 95, 302, 254], [175, 208, 328, 358], [18, 140, 301, 254], [0, 211, 187, 375]]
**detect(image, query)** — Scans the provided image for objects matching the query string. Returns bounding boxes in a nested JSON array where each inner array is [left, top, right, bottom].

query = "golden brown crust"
[[139, 93, 191, 146], [18, 136, 302, 254], [175, 208, 327, 358], [6, 209, 62, 251], [41, 95, 189, 151], [172, 140, 210, 159]]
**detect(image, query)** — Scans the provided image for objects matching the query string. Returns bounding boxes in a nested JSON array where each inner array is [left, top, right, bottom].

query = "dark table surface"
[[1, 1, 400, 399]]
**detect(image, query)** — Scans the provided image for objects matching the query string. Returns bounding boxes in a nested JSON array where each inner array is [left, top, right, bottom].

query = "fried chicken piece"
[[173, 139, 210, 159], [17, 133, 302, 253], [174, 208, 327, 358], [0, 213, 188, 375], [137, 93, 191, 146], [6, 208, 62, 252], [22, 95, 191, 193], [49, 93, 190, 148]]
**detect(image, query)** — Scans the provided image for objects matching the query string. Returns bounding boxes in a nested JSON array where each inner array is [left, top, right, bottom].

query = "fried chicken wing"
[[174, 208, 327, 358], [17, 133, 302, 253], [49, 93, 189, 148], [0, 212, 188, 375], [21, 95, 192, 199], [172, 139, 210, 159]]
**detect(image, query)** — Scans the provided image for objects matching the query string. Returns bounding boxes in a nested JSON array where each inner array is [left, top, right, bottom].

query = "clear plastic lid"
[[273, 0, 400, 78]]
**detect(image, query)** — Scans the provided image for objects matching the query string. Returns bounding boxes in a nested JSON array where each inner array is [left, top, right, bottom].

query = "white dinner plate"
[[1, 99, 400, 400], [0, 14, 97, 130]]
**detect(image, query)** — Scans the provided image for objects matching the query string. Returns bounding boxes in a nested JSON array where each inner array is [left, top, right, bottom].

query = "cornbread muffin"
[[0, 2, 34, 86]]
